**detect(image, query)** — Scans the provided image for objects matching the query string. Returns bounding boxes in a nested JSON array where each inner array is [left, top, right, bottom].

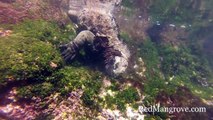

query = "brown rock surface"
[[0, 0, 69, 24]]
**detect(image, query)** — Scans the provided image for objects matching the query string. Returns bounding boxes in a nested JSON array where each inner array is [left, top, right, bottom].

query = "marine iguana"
[[60, 0, 130, 76]]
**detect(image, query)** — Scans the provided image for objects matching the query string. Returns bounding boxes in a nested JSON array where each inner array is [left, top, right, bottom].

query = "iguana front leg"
[[60, 30, 95, 61]]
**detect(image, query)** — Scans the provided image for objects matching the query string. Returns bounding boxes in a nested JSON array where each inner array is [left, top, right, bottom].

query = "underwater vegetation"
[[121, 31, 212, 99], [102, 84, 140, 111], [12, 19, 76, 45], [121, 31, 213, 119], [0, 0, 213, 119], [0, 19, 74, 93], [0, 30, 61, 87], [0, 19, 140, 114]]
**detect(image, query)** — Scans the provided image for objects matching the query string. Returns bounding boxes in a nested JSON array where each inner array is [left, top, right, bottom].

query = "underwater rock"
[[0, 29, 12, 37]]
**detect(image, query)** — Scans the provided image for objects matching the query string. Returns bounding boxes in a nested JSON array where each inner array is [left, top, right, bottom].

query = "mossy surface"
[[0, 19, 77, 98], [51, 66, 102, 95], [103, 85, 140, 111], [17, 66, 103, 99], [0, 35, 62, 86], [139, 38, 212, 101], [159, 45, 212, 99], [132, 36, 213, 119], [12, 19, 76, 45], [17, 82, 54, 99]]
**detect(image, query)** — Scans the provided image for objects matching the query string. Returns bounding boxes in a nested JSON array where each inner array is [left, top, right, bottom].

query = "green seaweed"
[[17, 82, 54, 99], [0, 19, 86, 99], [0, 35, 62, 86], [158, 44, 212, 99], [17, 66, 102, 99], [50, 66, 102, 95], [138, 37, 212, 107], [12, 19, 76, 45], [103, 86, 140, 111]]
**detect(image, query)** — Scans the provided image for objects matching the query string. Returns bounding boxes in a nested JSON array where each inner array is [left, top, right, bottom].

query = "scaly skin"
[[60, 30, 95, 61], [61, 0, 130, 76]]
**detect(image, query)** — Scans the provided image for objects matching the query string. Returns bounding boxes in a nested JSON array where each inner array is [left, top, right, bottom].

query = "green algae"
[[124, 36, 213, 104], [102, 84, 140, 111], [17, 66, 103, 99], [52, 66, 102, 95], [0, 35, 62, 86], [12, 19, 76, 45]]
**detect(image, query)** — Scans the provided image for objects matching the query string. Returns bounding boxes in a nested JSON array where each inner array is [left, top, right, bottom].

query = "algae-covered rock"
[[0, 19, 77, 86], [17, 65, 103, 99], [50, 66, 102, 95], [12, 19, 76, 45], [0, 35, 62, 86]]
